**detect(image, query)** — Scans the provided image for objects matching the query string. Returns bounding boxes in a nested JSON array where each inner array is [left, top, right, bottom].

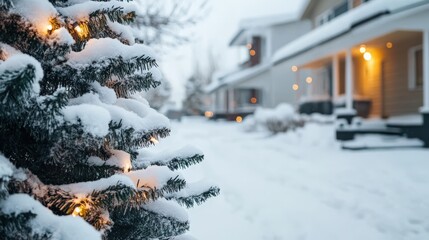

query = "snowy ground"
[[160, 117, 429, 240]]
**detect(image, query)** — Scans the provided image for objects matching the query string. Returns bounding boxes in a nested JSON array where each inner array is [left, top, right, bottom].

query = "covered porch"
[[273, 1, 429, 146]]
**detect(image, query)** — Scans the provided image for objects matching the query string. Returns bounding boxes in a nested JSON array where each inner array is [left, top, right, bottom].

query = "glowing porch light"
[[306, 77, 313, 84], [249, 49, 256, 56], [359, 45, 367, 53], [386, 42, 393, 49], [292, 84, 299, 91], [291, 66, 298, 72], [204, 111, 214, 118], [235, 116, 243, 123], [150, 136, 159, 144], [363, 52, 372, 61], [250, 97, 257, 104]]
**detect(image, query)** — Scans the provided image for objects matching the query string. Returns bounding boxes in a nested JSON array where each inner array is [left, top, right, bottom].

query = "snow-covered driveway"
[[162, 118, 429, 240]]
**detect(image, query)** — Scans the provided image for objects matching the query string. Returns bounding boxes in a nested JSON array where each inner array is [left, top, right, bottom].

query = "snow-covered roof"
[[204, 63, 271, 93], [273, 0, 429, 64], [239, 13, 299, 30], [230, 13, 300, 46]]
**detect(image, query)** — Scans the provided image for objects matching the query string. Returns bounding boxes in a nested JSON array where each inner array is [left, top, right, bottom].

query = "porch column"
[[228, 89, 235, 113], [423, 29, 429, 113], [332, 55, 340, 100], [345, 49, 354, 111]]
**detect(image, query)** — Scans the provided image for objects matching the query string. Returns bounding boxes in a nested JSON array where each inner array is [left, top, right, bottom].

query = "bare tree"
[[135, 0, 209, 47], [183, 47, 219, 115]]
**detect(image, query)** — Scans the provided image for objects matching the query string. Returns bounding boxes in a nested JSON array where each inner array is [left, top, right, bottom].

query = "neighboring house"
[[272, 0, 429, 146], [204, 14, 312, 120]]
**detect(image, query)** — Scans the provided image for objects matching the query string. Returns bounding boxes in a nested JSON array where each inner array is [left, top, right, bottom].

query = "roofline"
[[229, 29, 246, 46], [299, 0, 315, 20], [274, 1, 429, 66]]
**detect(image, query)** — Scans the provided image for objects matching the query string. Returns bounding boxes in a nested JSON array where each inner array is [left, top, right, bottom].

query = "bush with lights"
[[0, 0, 218, 239]]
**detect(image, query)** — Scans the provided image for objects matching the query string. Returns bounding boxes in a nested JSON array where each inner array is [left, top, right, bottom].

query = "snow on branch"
[[59, 174, 135, 197], [0, 54, 43, 109], [143, 198, 188, 223], [125, 166, 183, 191], [67, 38, 157, 64], [0, 194, 101, 240], [167, 181, 220, 208], [135, 145, 204, 171], [10, 0, 57, 34], [58, 0, 139, 21]]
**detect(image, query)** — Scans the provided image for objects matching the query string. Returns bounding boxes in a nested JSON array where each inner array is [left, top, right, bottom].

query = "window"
[[234, 88, 262, 109], [408, 45, 423, 90], [316, 9, 334, 27]]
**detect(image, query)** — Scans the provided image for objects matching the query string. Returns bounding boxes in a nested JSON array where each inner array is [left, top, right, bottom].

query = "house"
[[204, 13, 312, 121], [272, 0, 429, 147]]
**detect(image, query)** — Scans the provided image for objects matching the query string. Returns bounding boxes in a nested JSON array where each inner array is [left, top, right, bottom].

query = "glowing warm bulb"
[[150, 136, 159, 144], [72, 206, 82, 216], [292, 84, 299, 91], [75, 25, 83, 33], [363, 52, 372, 61], [249, 50, 256, 56], [204, 111, 214, 118], [386, 42, 393, 49], [250, 97, 257, 104], [47, 24, 53, 31], [359, 45, 366, 53], [291, 66, 298, 72], [235, 116, 243, 123], [306, 77, 313, 84]]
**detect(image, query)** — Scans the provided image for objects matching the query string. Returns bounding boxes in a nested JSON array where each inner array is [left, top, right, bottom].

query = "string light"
[[250, 97, 257, 104], [291, 66, 298, 72], [204, 111, 214, 118], [150, 136, 159, 144], [72, 22, 89, 39], [246, 43, 252, 49], [75, 25, 83, 33], [306, 77, 313, 84], [386, 42, 393, 49], [235, 116, 243, 123], [292, 84, 299, 91], [72, 206, 83, 217], [47, 24, 53, 31], [249, 50, 256, 56]]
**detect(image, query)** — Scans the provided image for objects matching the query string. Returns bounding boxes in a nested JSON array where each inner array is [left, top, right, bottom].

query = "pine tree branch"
[[0, 13, 70, 64], [0, 64, 37, 109], [109, 207, 190, 240], [171, 186, 220, 208], [107, 72, 161, 97], [0, 211, 53, 240], [49, 55, 158, 96], [0, 0, 13, 10], [107, 123, 170, 157]]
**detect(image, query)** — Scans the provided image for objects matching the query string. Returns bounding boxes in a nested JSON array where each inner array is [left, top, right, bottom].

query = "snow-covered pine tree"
[[0, 0, 219, 239]]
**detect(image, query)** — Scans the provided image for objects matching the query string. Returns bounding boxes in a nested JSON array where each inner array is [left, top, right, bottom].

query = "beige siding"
[[354, 32, 423, 117]]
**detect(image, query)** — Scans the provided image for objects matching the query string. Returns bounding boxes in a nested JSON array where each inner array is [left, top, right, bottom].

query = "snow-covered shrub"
[[254, 104, 305, 134], [241, 115, 258, 132]]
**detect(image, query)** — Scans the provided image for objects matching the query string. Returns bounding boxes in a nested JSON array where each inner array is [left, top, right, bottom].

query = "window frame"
[[408, 45, 423, 90]]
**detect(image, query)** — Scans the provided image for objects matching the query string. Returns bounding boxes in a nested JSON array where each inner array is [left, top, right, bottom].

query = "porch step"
[[341, 134, 424, 150], [336, 127, 403, 141]]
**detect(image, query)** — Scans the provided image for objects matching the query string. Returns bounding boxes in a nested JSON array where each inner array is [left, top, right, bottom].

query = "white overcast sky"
[[158, 0, 306, 105]]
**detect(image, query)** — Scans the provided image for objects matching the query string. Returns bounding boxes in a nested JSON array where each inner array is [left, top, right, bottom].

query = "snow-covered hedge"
[[243, 104, 305, 134]]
